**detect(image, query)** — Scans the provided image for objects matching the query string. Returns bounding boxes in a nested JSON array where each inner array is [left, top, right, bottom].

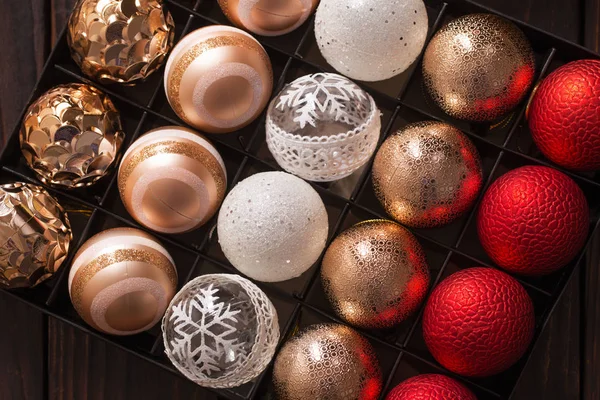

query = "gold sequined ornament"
[[164, 25, 273, 133], [423, 14, 535, 121], [273, 323, 383, 400], [67, 0, 174, 84], [0, 183, 72, 288], [372, 122, 483, 228], [321, 220, 430, 329], [20, 83, 125, 189], [68, 227, 177, 335], [218, 0, 319, 36]]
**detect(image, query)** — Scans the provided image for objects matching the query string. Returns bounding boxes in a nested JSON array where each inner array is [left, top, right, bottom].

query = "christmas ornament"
[[321, 219, 429, 329], [273, 323, 382, 399], [162, 273, 279, 388], [164, 25, 273, 133], [423, 14, 535, 121], [386, 374, 476, 400], [528, 59, 600, 171], [423, 267, 535, 377], [372, 122, 483, 228], [67, 0, 174, 84], [118, 126, 227, 234], [217, 171, 328, 282], [477, 166, 588, 276], [218, 0, 318, 36], [0, 182, 72, 288], [266, 73, 381, 181], [69, 227, 177, 335], [314, 0, 428, 82], [20, 83, 125, 188]]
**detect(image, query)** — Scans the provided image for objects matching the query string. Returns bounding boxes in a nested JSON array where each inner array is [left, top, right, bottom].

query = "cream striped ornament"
[[68, 227, 178, 336]]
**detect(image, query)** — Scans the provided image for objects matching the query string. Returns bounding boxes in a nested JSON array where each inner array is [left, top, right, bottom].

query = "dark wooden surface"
[[0, 1, 598, 399]]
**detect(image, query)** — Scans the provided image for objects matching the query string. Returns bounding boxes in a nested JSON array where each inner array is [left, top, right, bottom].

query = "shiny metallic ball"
[[273, 323, 382, 400], [68, 0, 174, 84], [321, 220, 430, 329], [372, 122, 483, 228], [20, 83, 125, 188], [423, 13, 535, 121]]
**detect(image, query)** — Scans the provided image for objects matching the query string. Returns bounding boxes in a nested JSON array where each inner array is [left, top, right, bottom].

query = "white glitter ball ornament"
[[217, 172, 329, 282], [315, 0, 428, 82], [162, 274, 279, 388], [266, 73, 381, 182]]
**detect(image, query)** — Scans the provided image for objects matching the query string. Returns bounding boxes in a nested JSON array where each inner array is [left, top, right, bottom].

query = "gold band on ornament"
[[70, 248, 177, 315], [167, 35, 273, 125], [118, 140, 226, 199]]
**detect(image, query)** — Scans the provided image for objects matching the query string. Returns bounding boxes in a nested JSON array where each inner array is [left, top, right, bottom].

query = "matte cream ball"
[[68, 227, 178, 335], [118, 126, 227, 234], [164, 25, 273, 133], [217, 171, 328, 282]]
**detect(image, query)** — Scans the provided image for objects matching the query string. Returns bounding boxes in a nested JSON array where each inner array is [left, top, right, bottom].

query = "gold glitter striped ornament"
[[68, 227, 177, 335]]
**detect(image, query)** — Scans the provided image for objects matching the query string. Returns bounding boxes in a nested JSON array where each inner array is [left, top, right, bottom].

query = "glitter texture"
[[217, 171, 328, 282], [372, 122, 483, 228], [273, 323, 382, 399], [162, 274, 279, 388], [423, 14, 535, 121], [314, 0, 428, 82], [321, 220, 430, 329]]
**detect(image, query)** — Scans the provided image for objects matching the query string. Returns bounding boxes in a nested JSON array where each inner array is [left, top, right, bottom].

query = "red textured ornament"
[[528, 59, 600, 171], [477, 165, 588, 276], [386, 374, 476, 400], [423, 267, 535, 377]]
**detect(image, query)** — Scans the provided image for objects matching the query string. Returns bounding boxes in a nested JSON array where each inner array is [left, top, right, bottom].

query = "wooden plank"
[[47, 318, 217, 400], [0, 292, 45, 400], [583, 233, 600, 400], [584, 0, 600, 52]]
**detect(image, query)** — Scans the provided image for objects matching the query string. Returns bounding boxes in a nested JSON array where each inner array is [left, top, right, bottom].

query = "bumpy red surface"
[[422, 267, 535, 377], [477, 165, 588, 276], [528, 59, 600, 171], [386, 374, 476, 400]]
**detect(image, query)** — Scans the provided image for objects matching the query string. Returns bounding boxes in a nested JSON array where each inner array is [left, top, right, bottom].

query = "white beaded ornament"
[[266, 73, 381, 182], [217, 171, 329, 282], [315, 0, 428, 82], [162, 274, 279, 388]]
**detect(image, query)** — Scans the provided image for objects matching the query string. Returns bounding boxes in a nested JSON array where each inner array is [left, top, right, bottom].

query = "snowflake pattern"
[[162, 274, 279, 389], [276, 73, 368, 129]]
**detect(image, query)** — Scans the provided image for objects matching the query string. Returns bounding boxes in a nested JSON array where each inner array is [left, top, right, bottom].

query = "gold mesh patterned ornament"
[[372, 122, 483, 228], [422, 14, 535, 121], [68, 0, 174, 84], [0, 183, 72, 288], [20, 83, 125, 188]]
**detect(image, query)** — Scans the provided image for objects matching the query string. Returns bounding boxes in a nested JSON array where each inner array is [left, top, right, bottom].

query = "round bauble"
[[314, 0, 428, 81], [0, 183, 72, 288], [266, 73, 381, 181], [386, 374, 476, 400], [477, 166, 588, 276], [20, 83, 125, 188], [164, 25, 273, 133], [372, 122, 483, 228], [118, 126, 227, 234], [423, 14, 535, 121], [528, 59, 600, 171], [162, 273, 279, 388], [321, 220, 429, 329], [273, 323, 382, 399], [67, 0, 174, 84], [69, 227, 177, 335], [217, 171, 328, 282], [218, 0, 318, 36], [423, 267, 535, 377]]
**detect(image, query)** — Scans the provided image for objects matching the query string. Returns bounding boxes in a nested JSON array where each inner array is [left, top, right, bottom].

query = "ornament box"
[[2, 0, 599, 399]]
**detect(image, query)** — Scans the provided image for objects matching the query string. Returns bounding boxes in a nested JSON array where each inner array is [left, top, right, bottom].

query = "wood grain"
[[0, 292, 45, 400]]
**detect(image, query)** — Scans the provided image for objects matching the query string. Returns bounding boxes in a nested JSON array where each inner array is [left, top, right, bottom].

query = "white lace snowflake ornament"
[[162, 274, 279, 388], [266, 73, 381, 182]]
